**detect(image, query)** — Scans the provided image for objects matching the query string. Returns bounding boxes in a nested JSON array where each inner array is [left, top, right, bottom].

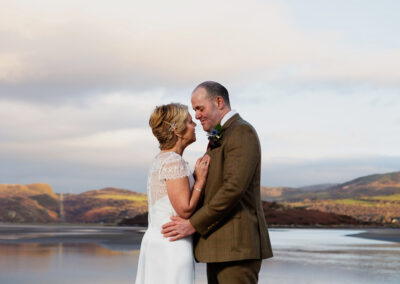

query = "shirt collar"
[[220, 110, 237, 127]]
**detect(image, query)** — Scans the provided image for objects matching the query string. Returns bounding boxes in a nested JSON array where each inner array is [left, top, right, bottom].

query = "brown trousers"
[[207, 259, 262, 284]]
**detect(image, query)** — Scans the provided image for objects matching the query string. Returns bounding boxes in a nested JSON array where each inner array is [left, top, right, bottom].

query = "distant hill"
[[298, 183, 339, 191], [260, 184, 338, 201], [4, 172, 396, 226], [0, 184, 59, 223], [0, 183, 57, 198], [118, 202, 369, 227], [262, 171, 400, 225], [324, 171, 400, 199], [261, 201, 369, 226], [260, 186, 298, 201], [262, 172, 400, 202], [64, 187, 147, 223], [0, 184, 147, 224]]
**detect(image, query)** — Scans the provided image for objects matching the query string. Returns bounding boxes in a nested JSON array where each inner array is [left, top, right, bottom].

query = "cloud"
[[0, 88, 199, 177], [232, 88, 400, 160], [2, 0, 399, 105], [0, 90, 167, 141], [1, 82, 399, 192], [297, 50, 400, 86], [1, 0, 399, 193], [0, 154, 150, 193], [262, 155, 400, 187]]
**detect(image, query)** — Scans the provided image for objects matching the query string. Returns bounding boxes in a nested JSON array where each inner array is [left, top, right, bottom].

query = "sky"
[[1, 0, 399, 193]]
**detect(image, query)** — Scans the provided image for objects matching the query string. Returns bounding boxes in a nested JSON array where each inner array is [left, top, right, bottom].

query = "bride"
[[135, 103, 210, 284]]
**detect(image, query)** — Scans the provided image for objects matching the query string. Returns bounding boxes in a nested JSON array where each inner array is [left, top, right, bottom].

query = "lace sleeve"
[[159, 155, 190, 181]]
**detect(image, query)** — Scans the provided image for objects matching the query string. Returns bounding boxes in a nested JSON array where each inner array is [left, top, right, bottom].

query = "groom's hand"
[[161, 216, 196, 241]]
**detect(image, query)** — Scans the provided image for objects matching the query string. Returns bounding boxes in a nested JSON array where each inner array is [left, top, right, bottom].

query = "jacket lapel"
[[206, 114, 241, 153], [222, 113, 240, 131]]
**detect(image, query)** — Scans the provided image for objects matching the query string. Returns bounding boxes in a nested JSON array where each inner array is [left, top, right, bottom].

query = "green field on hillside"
[[95, 194, 147, 202], [329, 199, 374, 206], [364, 194, 400, 201]]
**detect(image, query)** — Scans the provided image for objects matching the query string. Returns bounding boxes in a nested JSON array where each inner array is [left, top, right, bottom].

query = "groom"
[[162, 81, 273, 283]]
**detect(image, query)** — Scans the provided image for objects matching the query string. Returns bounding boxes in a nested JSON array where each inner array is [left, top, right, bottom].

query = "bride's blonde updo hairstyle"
[[149, 103, 189, 150]]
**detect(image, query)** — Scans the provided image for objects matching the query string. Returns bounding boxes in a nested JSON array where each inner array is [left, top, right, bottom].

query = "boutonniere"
[[207, 123, 223, 150]]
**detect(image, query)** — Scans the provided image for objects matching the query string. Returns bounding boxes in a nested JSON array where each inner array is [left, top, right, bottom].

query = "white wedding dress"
[[135, 152, 195, 284]]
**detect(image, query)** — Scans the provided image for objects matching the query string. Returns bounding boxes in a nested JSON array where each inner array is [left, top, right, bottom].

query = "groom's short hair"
[[194, 81, 231, 107]]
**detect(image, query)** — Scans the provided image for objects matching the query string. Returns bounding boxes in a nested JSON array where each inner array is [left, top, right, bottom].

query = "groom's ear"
[[215, 96, 225, 110]]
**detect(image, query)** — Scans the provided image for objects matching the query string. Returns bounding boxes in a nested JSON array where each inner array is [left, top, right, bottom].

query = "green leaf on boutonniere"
[[207, 123, 223, 149], [215, 123, 222, 132]]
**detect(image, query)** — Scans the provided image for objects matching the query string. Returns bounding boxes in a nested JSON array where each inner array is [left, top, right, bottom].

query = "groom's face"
[[191, 87, 221, 132]]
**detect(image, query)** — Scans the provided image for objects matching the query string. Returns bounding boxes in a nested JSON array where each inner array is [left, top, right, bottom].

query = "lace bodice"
[[146, 152, 194, 226], [136, 152, 195, 284]]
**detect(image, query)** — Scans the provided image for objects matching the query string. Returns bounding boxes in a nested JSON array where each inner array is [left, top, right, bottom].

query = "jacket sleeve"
[[189, 123, 260, 236]]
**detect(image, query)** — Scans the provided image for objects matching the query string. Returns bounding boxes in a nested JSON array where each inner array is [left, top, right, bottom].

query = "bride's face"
[[181, 113, 196, 146]]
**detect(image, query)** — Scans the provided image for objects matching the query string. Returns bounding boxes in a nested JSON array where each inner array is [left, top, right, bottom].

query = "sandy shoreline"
[[1, 224, 400, 250], [0, 224, 145, 251], [347, 228, 400, 243]]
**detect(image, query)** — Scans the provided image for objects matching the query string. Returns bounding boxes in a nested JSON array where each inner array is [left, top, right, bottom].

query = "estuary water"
[[0, 225, 399, 284]]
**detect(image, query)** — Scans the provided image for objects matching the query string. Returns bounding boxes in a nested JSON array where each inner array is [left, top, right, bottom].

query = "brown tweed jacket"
[[189, 114, 273, 263]]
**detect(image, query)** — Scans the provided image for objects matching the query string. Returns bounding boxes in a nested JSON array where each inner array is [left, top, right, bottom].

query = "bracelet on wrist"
[[194, 187, 202, 192]]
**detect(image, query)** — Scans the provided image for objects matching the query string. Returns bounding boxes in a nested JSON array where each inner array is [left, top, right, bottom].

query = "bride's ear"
[[173, 128, 182, 138]]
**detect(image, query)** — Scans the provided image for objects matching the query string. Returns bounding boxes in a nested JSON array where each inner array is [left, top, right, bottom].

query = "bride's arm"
[[166, 155, 210, 219]]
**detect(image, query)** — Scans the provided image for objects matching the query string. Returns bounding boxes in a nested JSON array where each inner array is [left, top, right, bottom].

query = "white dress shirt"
[[221, 110, 238, 127]]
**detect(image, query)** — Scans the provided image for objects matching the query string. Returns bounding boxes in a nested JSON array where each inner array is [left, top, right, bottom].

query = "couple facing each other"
[[135, 81, 273, 284]]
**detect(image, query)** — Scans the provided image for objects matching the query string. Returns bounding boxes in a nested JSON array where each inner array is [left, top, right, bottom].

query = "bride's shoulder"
[[156, 152, 185, 164], [155, 152, 190, 179]]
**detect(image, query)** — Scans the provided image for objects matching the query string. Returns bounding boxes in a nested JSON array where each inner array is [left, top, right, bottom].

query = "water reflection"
[[264, 229, 400, 284], [0, 227, 399, 284], [0, 243, 138, 284]]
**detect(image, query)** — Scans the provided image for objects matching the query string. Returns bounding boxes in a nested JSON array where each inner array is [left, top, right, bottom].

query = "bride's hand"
[[194, 154, 210, 184]]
